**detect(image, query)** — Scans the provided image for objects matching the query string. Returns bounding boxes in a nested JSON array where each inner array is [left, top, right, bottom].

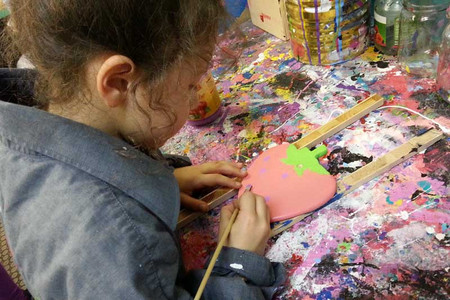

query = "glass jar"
[[398, 0, 450, 78], [374, 0, 403, 55], [437, 7, 450, 103]]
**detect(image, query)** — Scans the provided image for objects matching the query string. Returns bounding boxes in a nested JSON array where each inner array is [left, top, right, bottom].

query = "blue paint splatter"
[[348, 253, 357, 262], [243, 72, 253, 79], [379, 231, 388, 240], [316, 289, 332, 300], [386, 196, 394, 204], [418, 180, 432, 192]]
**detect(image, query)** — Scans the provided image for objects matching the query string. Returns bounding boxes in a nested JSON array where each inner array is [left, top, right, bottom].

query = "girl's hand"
[[219, 190, 270, 256], [173, 161, 247, 212]]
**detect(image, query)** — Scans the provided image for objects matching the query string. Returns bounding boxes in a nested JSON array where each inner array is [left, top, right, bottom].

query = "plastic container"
[[437, 7, 450, 102], [398, 0, 450, 78], [373, 0, 403, 55], [285, 0, 369, 65], [188, 72, 223, 126]]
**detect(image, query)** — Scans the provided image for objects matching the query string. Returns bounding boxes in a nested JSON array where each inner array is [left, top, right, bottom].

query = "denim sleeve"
[[184, 247, 286, 300]]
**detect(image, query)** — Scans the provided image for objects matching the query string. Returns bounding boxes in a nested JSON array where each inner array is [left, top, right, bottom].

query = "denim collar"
[[0, 102, 180, 230]]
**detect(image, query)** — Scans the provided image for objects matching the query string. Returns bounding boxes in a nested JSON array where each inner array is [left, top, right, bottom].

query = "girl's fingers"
[[235, 190, 257, 214], [219, 203, 235, 240], [180, 193, 208, 212], [201, 161, 247, 178], [197, 174, 242, 189], [255, 195, 270, 223]]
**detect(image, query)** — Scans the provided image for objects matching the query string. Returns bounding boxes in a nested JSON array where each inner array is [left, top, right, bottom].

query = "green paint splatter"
[[281, 144, 329, 176], [337, 242, 351, 252]]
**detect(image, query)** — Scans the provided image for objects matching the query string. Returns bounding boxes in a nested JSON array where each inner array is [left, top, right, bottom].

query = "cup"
[[188, 72, 223, 126]]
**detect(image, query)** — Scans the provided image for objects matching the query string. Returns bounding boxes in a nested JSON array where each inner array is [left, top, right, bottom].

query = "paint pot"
[[188, 72, 223, 126], [285, 0, 369, 65]]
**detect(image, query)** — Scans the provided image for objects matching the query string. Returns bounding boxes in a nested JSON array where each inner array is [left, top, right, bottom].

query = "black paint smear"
[[351, 73, 365, 81], [411, 189, 422, 201], [369, 61, 390, 68], [410, 189, 437, 201], [327, 147, 374, 175], [314, 254, 382, 298], [422, 139, 450, 186], [269, 72, 319, 95], [313, 252, 450, 298], [407, 125, 432, 136], [230, 112, 249, 121], [340, 262, 380, 270], [339, 287, 376, 300], [315, 254, 340, 275], [414, 91, 450, 118], [388, 268, 450, 298]]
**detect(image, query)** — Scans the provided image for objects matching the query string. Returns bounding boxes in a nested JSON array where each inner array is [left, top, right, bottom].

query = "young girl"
[[0, 1, 285, 299]]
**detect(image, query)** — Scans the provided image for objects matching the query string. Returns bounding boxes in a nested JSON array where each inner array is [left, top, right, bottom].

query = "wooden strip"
[[293, 94, 384, 149], [270, 129, 444, 236], [176, 188, 237, 229], [340, 129, 444, 193]]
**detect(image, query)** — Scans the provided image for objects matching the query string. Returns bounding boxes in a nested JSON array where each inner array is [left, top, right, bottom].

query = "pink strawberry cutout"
[[238, 143, 337, 222]]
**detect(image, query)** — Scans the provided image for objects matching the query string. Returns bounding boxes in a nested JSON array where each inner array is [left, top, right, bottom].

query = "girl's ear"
[[96, 55, 136, 108]]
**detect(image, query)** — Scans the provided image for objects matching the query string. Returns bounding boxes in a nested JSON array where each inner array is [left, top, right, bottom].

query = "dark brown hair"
[[5, 0, 226, 148]]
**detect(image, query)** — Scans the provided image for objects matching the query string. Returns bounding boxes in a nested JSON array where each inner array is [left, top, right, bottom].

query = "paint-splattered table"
[[162, 22, 450, 299]]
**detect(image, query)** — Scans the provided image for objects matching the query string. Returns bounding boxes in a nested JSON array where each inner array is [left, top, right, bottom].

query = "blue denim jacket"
[[0, 102, 285, 299]]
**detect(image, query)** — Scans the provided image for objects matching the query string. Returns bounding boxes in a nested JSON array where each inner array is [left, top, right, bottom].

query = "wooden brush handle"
[[194, 208, 239, 300]]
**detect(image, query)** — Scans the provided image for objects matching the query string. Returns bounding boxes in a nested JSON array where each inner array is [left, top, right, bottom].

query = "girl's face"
[[130, 58, 209, 148]]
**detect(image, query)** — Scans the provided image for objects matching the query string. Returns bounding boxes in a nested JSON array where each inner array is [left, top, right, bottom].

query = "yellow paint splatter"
[[360, 47, 383, 62], [183, 142, 191, 154], [394, 199, 403, 207]]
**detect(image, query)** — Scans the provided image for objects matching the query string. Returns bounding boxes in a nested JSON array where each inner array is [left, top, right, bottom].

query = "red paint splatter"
[[291, 253, 303, 264]]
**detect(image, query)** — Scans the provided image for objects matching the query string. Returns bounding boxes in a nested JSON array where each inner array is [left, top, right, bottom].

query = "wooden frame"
[[176, 94, 444, 237]]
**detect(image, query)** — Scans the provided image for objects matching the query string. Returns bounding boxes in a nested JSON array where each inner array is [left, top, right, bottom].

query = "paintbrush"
[[194, 185, 252, 300]]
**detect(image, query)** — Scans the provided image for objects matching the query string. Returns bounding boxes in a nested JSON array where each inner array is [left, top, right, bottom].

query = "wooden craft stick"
[[193, 209, 238, 300], [339, 129, 444, 193], [177, 188, 237, 229], [293, 94, 384, 149], [270, 129, 444, 236]]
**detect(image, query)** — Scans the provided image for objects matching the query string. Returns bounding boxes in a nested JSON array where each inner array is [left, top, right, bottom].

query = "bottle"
[[398, 0, 450, 78], [437, 7, 450, 103], [374, 0, 403, 55]]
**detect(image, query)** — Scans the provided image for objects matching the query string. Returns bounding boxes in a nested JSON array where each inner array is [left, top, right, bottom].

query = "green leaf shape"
[[281, 144, 330, 177]]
